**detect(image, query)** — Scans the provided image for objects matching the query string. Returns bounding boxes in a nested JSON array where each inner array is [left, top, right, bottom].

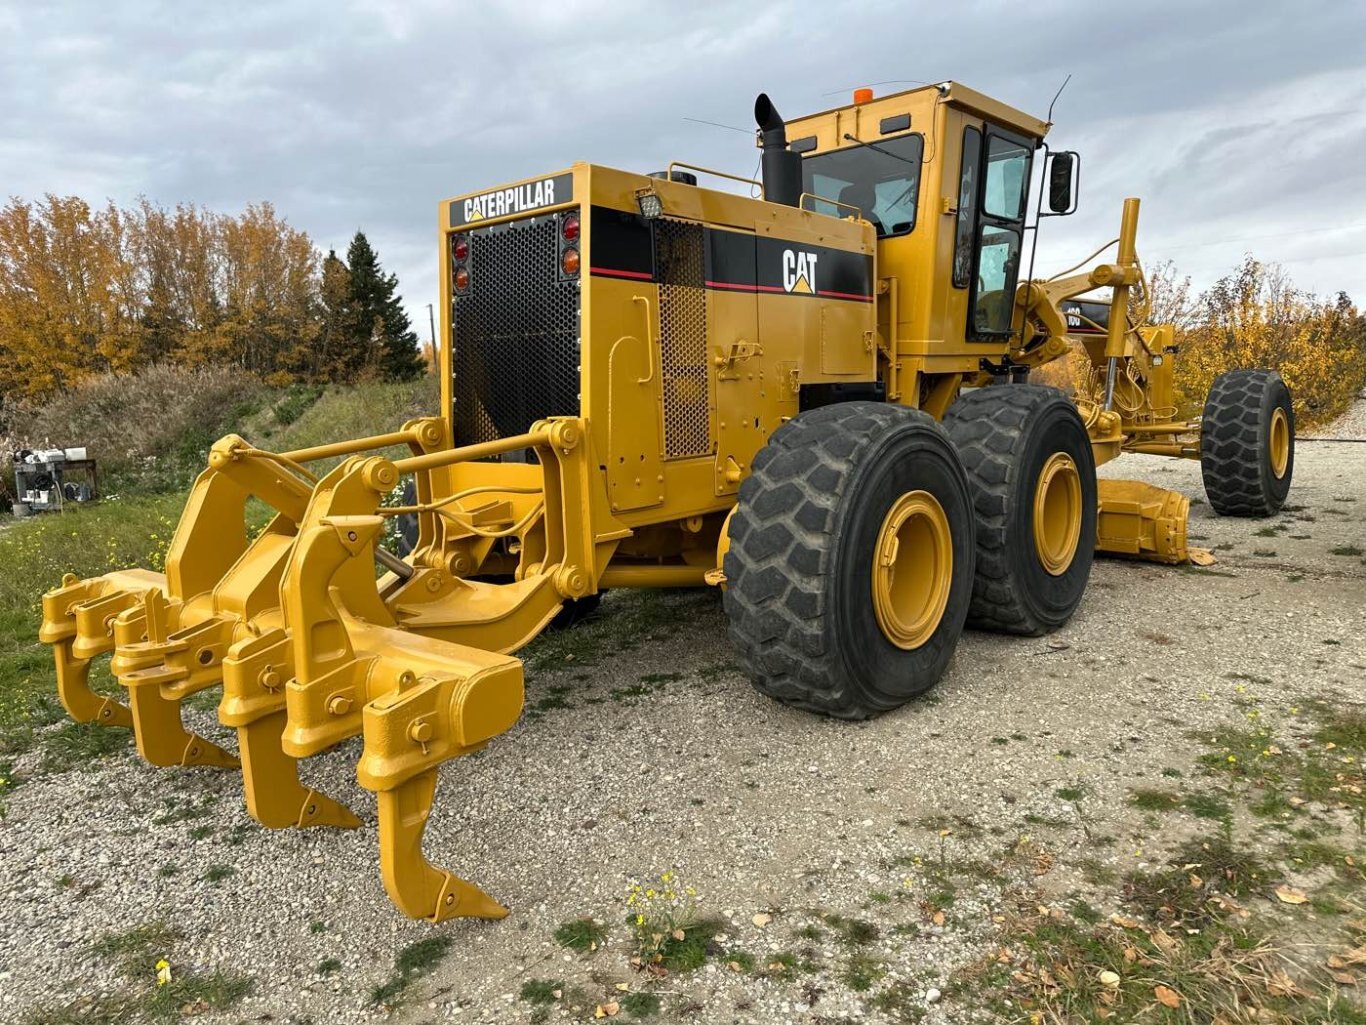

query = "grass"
[[371, 935, 455, 1007], [91, 921, 180, 978], [620, 991, 662, 1017], [519, 978, 564, 1006], [553, 916, 607, 952], [1127, 786, 1231, 822], [521, 588, 717, 673], [1329, 544, 1365, 557], [840, 951, 885, 991], [25, 921, 254, 1024]]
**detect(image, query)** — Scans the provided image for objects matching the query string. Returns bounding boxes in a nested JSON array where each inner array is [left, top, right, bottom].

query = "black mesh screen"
[[452, 215, 580, 445], [654, 219, 712, 459]]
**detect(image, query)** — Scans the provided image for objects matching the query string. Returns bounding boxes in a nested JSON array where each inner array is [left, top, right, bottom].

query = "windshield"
[[801, 134, 924, 237]]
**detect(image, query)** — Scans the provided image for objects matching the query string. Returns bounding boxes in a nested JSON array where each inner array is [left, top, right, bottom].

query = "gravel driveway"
[[1, 431, 1363, 1025]]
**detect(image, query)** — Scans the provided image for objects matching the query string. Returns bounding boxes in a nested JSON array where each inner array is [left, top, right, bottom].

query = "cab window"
[[953, 128, 981, 288], [983, 135, 1030, 220], [962, 128, 1033, 338], [801, 133, 924, 237]]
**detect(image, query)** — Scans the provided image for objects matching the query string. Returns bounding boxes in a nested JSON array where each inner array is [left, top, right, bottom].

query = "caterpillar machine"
[[37, 82, 1295, 923]]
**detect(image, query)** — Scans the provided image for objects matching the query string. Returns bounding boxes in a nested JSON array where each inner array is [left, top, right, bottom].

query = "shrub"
[[1037, 257, 1366, 430], [7, 365, 267, 491]]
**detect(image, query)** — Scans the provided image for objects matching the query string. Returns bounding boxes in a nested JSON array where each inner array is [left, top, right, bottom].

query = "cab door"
[[955, 126, 1033, 340]]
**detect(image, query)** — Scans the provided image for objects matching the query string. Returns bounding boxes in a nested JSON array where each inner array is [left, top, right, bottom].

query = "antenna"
[[682, 116, 751, 135], [1047, 74, 1072, 124], [820, 78, 935, 97]]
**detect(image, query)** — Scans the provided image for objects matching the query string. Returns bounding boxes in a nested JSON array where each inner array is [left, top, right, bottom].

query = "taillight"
[[454, 266, 470, 291], [451, 233, 468, 262], [561, 213, 580, 242], [560, 247, 580, 276]]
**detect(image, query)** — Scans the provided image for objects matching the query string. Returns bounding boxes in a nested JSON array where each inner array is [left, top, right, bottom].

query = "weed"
[[91, 921, 179, 978], [1054, 785, 1088, 802], [142, 970, 254, 1022], [518, 979, 564, 1006], [1330, 544, 1365, 557], [620, 991, 662, 1017], [841, 951, 885, 991], [553, 917, 607, 953], [723, 950, 755, 972], [39, 721, 130, 774], [371, 936, 454, 1006], [318, 958, 341, 975], [1124, 835, 1272, 925], [1252, 548, 1277, 557], [1129, 787, 1181, 812], [626, 872, 717, 973], [823, 913, 879, 947], [1182, 791, 1232, 821], [1069, 898, 1102, 924], [203, 865, 234, 883]]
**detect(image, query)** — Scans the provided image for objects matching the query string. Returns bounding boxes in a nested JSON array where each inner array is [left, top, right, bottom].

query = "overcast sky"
[[4, 0, 1364, 340]]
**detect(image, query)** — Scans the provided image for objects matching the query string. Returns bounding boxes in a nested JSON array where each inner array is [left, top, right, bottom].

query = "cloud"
[[2, 0, 1363, 339]]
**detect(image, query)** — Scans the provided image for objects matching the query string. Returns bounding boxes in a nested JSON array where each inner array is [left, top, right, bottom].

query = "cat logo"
[[782, 249, 818, 294]]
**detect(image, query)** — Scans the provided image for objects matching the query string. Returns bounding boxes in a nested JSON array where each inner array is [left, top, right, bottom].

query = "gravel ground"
[[1315, 389, 1366, 439], [1, 423, 1363, 1025]]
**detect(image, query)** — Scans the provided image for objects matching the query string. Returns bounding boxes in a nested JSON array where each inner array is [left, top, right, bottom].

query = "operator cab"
[[780, 83, 1074, 353]]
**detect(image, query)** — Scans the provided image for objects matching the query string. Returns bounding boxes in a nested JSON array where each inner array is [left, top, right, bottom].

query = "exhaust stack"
[[754, 93, 802, 208]]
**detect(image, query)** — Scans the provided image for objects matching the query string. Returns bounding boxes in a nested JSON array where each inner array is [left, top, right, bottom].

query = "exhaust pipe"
[[754, 93, 802, 208]]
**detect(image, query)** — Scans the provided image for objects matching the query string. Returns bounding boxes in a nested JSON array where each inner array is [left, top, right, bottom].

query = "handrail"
[[799, 191, 862, 220], [666, 161, 763, 194]]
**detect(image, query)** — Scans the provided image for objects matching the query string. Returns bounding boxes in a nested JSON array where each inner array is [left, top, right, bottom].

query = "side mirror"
[[1047, 151, 1079, 215]]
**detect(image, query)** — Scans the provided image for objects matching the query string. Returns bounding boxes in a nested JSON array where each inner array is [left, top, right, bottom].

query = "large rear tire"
[[1200, 369, 1293, 517], [943, 385, 1097, 636], [723, 402, 975, 719]]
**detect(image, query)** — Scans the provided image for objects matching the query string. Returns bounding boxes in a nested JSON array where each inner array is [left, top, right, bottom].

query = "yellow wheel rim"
[[1269, 407, 1290, 478], [1033, 452, 1083, 577], [871, 490, 953, 650]]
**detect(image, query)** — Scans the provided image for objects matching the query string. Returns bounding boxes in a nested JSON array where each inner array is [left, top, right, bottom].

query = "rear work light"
[[560, 247, 580, 276]]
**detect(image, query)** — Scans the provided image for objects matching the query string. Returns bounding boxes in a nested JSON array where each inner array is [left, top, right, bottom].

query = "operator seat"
[[838, 183, 883, 235]]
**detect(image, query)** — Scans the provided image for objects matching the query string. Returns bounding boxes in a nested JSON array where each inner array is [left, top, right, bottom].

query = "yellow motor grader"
[[38, 81, 1294, 923]]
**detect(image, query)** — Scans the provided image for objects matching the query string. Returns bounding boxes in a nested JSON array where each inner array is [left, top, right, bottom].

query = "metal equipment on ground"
[[12, 448, 98, 516], [37, 81, 1295, 923]]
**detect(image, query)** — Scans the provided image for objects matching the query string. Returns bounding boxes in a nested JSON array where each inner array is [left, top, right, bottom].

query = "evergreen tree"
[[319, 249, 365, 382], [345, 231, 425, 381]]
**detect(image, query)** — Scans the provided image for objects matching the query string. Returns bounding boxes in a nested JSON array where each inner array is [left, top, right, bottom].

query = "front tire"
[[1200, 369, 1294, 517], [943, 385, 1097, 636], [723, 402, 975, 719]]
